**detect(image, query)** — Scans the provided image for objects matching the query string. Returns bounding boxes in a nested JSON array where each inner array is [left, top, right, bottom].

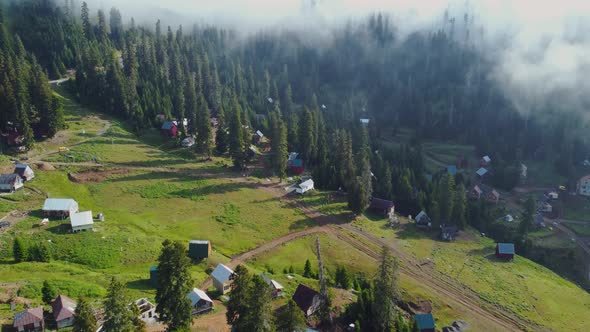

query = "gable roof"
[[161, 121, 176, 130], [42, 198, 77, 211], [187, 288, 212, 306], [261, 274, 284, 290], [289, 159, 303, 167], [299, 179, 314, 189], [489, 190, 500, 199], [497, 243, 515, 254], [256, 130, 264, 138], [211, 263, 234, 284], [370, 197, 394, 211], [288, 152, 299, 161], [13, 307, 44, 328], [416, 211, 429, 223], [52, 295, 77, 321], [0, 173, 21, 184], [71, 211, 93, 227], [476, 167, 488, 177], [482, 155, 491, 163], [292, 284, 320, 314], [472, 185, 482, 194], [414, 313, 435, 330]]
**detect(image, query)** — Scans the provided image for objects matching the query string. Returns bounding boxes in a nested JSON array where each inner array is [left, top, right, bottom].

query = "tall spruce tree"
[[226, 265, 251, 328], [103, 278, 136, 332], [372, 247, 400, 332], [229, 98, 245, 169], [73, 297, 98, 332], [196, 92, 212, 156], [275, 299, 306, 332], [241, 275, 274, 332], [215, 105, 229, 154]]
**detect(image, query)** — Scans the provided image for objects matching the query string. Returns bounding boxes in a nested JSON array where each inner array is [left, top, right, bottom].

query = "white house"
[[181, 137, 195, 147], [256, 130, 264, 138], [261, 274, 284, 298], [360, 118, 370, 124], [0, 174, 24, 192], [42, 198, 79, 218], [212, 263, 234, 294], [70, 211, 94, 232], [296, 179, 314, 194], [578, 175, 590, 197], [548, 191, 559, 200], [14, 164, 35, 181], [187, 288, 213, 315]]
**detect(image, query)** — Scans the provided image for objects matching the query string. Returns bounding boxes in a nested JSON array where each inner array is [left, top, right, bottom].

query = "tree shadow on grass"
[[396, 225, 436, 240], [127, 279, 154, 291], [288, 218, 316, 230]]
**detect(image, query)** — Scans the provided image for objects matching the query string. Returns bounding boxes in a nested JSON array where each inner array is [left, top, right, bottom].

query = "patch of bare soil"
[[34, 162, 55, 171], [68, 168, 129, 183]]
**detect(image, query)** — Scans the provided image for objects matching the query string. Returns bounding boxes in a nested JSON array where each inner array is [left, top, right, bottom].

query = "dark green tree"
[[196, 92, 212, 156], [73, 297, 98, 332], [372, 247, 400, 332], [241, 275, 274, 332], [303, 259, 312, 278], [42, 280, 57, 304], [215, 105, 229, 154], [13, 237, 27, 263], [226, 265, 251, 327], [275, 299, 306, 332], [103, 278, 135, 332]]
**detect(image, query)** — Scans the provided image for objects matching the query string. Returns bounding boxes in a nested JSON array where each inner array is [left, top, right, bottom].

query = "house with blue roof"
[[414, 313, 435, 332], [495, 243, 515, 260], [446, 165, 457, 176]]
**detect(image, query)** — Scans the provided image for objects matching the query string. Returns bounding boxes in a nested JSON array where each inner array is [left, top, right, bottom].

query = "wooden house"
[[415, 211, 431, 229], [42, 198, 79, 218], [480, 155, 491, 166], [187, 288, 213, 315], [188, 240, 211, 261], [261, 274, 284, 298], [476, 167, 488, 178], [52, 295, 76, 329], [0, 174, 24, 192], [292, 284, 321, 317], [14, 164, 35, 182], [486, 190, 500, 204], [470, 185, 483, 200], [440, 224, 458, 241], [495, 243, 515, 260], [414, 313, 435, 332], [369, 198, 395, 218], [212, 263, 234, 294], [135, 298, 157, 323], [13, 307, 44, 332], [70, 211, 94, 232], [161, 121, 178, 137]]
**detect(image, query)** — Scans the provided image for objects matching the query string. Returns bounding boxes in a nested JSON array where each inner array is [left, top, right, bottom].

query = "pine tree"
[[452, 183, 467, 229], [196, 92, 212, 156], [155, 240, 193, 331], [215, 105, 229, 154], [184, 74, 198, 135], [519, 196, 535, 238], [109, 8, 123, 48], [373, 247, 400, 332], [42, 281, 57, 304], [298, 108, 316, 165], [303, 259, 312, 278], [226, 265, 251, 327], [81, 2, 91, 39], [241, 275, 274, 332], [335, 266, 350, 289], [270, 107, 288, 180], [73, 297, 98, 332], [229, 98, 245, 169], [103, 278, 135, 332], [13, 237, 27, 263], [438, 173, 455, 223], [97, 10, 108, 43], [275, 299, 306, 332]]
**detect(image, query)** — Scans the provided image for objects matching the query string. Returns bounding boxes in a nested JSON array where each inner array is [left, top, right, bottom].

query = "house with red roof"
[[52, 295, 77, 329], [13, 307, 44, 332]]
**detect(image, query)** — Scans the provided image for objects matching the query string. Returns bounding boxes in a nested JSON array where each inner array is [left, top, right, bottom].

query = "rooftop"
[[42, 198, 78, 211], [211, 263, 234, 283], [187, 288, 213, 306], [497, 243, 515, 255], [70, 211, 93, 227], [414, 313, 435, 330]]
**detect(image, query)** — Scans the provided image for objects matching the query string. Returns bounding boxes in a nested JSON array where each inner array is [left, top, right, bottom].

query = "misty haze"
[[0, 1, 589, 332]]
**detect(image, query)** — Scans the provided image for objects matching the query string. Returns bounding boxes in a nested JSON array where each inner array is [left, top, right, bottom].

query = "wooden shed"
[[0, 174, 23, 192], [188, 240, 211, 261], [14, 164, 35, 182], [414, 313, 435, 332], [495, 243, 515, 260], [211, 263, 234, 294]]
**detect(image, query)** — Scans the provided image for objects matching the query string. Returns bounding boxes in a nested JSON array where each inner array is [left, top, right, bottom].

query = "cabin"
[[212, 263, 234, 294], [288, 154, 305, 175], [261, 274, 284, 298], [161, 121, 178, 137], [440, 224, 458, 241], [470, 185, 483, 200], [296, 179, 314, 194], [446, 165, 457, 176], [253, 130, 264, 144], [359, 118, 370, 124], [369, 198, 395, 218], [14, 164, 35, 182], [504, 215, 514, 223], [42, 198, 79, 218], [415, 211, 431, 229], [70, 211, 93, 232], [188, 240, 211, 261], [187, 288, 213, 315], [480, 155, 492, 166], [495, 243, 515, 260], [476, 167, 488, 178], [292, 284, 322, 317], [486, 190, 500, 204], [577, 175, 590, 197], [414, 313, 435, 332], [538, 202, 552, 213], [135, 298, 157, 322], [52, 295, 76, 329], [0, 174, 24, 192], [13, 307, 44, 332], [181, 137, 195, 147], [149, 266, 159, 287]]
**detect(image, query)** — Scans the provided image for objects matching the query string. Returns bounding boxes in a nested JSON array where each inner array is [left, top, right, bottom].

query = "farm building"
[[181, 137, 195, 147], [369, 198, 395, 218], [149, 266, 159, 287], [161, 121, 178, 137], [135, 298, 157, 323], [0, 174, 23, 192], [296, 179, 314, 194], [42, 198, 79, 218], [261, 274, 284, 298], [187, 288, 213, 315], [212, 263, 234, 294], [476, 167, 488, 178], [414, 313, 435, 332], [415, 211, 431, 229], [440, 224, 458, 241], [14, 164, 35, 181], [13, 307, 44, 332], [70, 211, 94, 232], [52, 295, 76, 329], [577, 175, 590, 197], [495, 243, 515, 260], [292, 284, 322, 317], [470, 185, 483, 199], [480, 155, 492, 166], [188, 240, 211, 261]]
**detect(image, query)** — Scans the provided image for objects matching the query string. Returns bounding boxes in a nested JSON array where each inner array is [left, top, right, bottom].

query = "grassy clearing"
[[297, 190, 350, 217], [565, 223, 590, 237], [563, 196, 590, 222]]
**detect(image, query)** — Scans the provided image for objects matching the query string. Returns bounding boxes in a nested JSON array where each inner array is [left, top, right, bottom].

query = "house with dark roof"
[[211, 263, 234, 294], [440, 224, 458, 241], [52, 295, 76, 329], [161, 121, 178, 137], [189, 240, 211, 261], [495, 243, 515, 260], [13, 307, 44, 332], [292, 284, 322, 317], [415, 211, 431, 229], [187, 288, 213, 315], [0, 174, 24, 192], [14, 164, 35, 182], [414, 313, 435, 332], [369, 197, 395, 218]]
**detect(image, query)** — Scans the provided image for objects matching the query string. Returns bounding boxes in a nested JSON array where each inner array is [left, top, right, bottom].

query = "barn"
[[0, 174, 24, 192], [52, 295, 76, 329], [14, 164, 35, 182], [187, 288, 213, 315], [161, 121, 178, 137], [292, 284, 321, 317], [70, 211, 94, 232], [188, 240, 211, 261], [495, 243, 515, 260], [369, 197, 395, 218], [42, 198, 79, 218]]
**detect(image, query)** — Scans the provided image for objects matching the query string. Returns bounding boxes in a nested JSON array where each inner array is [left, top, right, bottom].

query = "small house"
[[261, 274, 284, 298], [13, 307, 44, 332], [288, 158, 305, 175], [70, 211, 93, 232], [538, 202, 552, 213], [292, 284, 322, 317], [296, 179, 314, 194], [476, 167, 488, 178], [415, 211, 431, 229], [212, 263, 234, 294], [486, 190, 500, 204], [577, 175, 590, 197], [149, 266, 159, 287], [52, 295, 76, 329], [189, 240, 211, 261], [440, 224, 458, 241], [480, 155, 491, 166], [470, 185, 483, 200], [446, 165, 457, 176], [369, 198, 395, 218], [135, 298, 157, 323], [181, 137, 195, 147], [414, 313, 435, 332], [42, 198, 79, 218], [14, 164, 35, 182], [161, 121, 178, 137], [495, 243, 515, 260], [187, 288, 213, 315], [0, 174, 24, 192], [504, 215, 514, 223]]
